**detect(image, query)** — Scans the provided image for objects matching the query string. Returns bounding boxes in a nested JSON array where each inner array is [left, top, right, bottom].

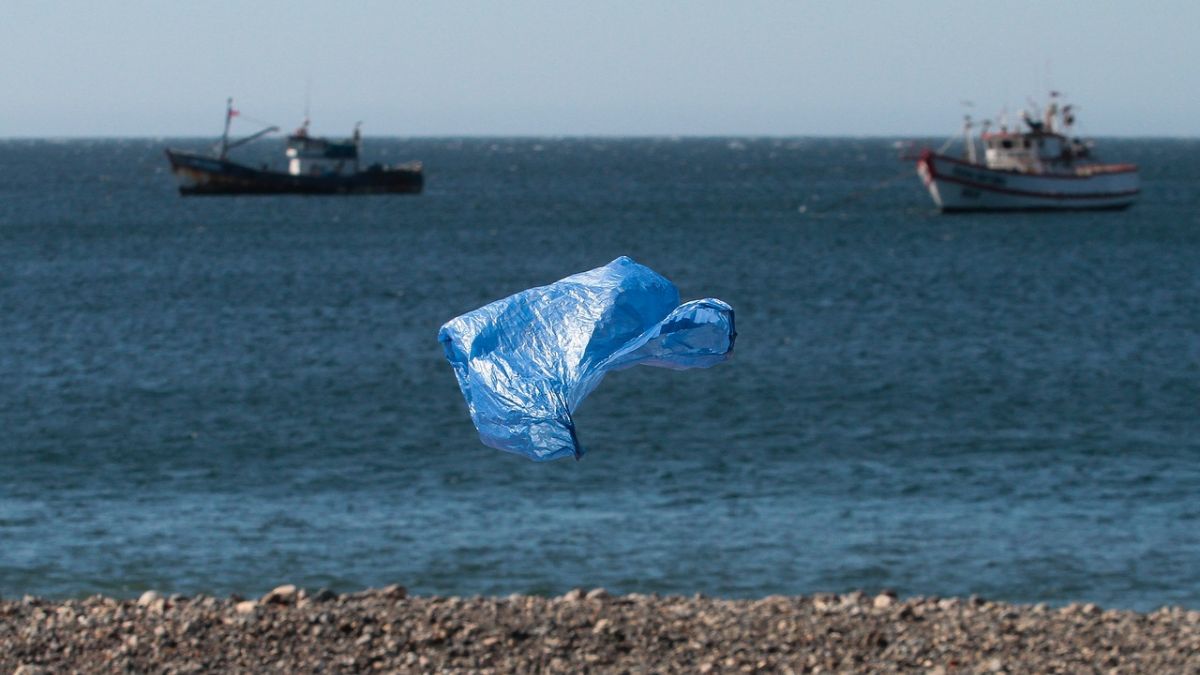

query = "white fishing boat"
[[915, 94, 1139, 212]]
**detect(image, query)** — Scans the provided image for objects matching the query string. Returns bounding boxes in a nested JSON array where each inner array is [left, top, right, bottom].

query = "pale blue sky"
[[2, 1, 1196, 137]]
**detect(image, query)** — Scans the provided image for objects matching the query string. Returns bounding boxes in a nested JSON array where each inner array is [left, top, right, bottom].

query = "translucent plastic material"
[[438, 256, 736, 461]]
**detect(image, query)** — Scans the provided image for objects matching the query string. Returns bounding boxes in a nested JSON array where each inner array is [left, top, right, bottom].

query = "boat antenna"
[[220, 97, 235, 160], [304, 75, 312, 128], [962, 114, 977, 164], [1026, 96, 1041, 119], [353, 121, 362, 171]]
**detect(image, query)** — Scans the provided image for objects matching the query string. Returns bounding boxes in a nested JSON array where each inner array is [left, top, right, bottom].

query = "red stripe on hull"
[[923, 151, 1137, 180], [918, 153, 1139, 201]]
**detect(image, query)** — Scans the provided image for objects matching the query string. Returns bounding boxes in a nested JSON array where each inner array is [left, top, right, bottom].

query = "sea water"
[[1, 137, 1197, 611]]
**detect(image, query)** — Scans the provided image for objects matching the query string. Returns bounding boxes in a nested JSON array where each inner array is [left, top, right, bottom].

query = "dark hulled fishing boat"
[[165, 99, 422, 196]]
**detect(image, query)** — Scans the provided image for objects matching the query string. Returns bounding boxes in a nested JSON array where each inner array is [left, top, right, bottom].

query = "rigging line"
[[804, 168, 914, 215], [304, 74, 312, 122], [233, 112, 281, 129], [212, 112, 282, 155]]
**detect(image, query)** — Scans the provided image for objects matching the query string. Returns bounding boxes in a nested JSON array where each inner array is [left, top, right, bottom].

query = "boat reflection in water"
[[165, 99, 422, 196]]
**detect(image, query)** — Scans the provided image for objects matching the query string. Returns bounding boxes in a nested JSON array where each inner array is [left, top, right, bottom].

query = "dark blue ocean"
[[1, 137, 1198, 611]]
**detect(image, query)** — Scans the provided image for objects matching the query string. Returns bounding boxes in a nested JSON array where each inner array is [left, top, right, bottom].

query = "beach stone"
[[262, 584, 298, 604], [382, 584, 407, 599], [312, 588, 337, 603], [873, 593, 896, 609], [137, 591, 161, 607], [561, 588, 585, 602], [586, 588, 610, 601], [842, 591, 865, 606], [5, 589, 1200, 672]]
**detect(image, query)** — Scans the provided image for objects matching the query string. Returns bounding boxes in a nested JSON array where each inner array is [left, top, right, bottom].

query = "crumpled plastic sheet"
[[438, 256, 736, 461]]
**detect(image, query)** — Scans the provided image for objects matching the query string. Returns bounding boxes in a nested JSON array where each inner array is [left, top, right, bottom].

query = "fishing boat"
[[165, 99, 422, 196], [915, 93, 1138, 212]]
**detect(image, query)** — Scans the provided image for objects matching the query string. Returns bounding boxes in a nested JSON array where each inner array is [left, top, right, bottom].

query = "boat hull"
[[165, 149, 423, 196], [916, 151, 1138, 212]]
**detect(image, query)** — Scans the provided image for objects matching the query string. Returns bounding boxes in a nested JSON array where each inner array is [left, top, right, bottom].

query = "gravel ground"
[[3, 586, 1199, 673]]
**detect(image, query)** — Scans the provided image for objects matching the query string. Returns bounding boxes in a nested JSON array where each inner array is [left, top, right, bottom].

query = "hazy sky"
[[2, 1, 1196, 137]]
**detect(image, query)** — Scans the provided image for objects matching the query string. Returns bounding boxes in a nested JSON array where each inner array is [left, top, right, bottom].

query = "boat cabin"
[[285, 122, 361, 176], [981, 132, 1068, 171], [975, 99, 1092, 174]]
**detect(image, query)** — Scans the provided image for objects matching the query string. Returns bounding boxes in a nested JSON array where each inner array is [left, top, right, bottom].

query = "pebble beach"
[[4, 586, 1199, 674]]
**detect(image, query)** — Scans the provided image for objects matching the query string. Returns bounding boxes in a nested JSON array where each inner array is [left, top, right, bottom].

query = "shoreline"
[[4, 587, 1199, 673]]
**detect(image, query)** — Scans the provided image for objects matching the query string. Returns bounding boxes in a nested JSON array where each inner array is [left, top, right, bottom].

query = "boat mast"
[[1045, 91, 1059, 134], [353, 122, 362, 172], [962, 115, 977, 164], [219, 97, 234, 160]]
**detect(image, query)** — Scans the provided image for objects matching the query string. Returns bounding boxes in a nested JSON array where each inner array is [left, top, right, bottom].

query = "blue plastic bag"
[[438, 256, 736, 461]]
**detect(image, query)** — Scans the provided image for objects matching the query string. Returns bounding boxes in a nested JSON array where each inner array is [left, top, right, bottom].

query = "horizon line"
[[2, 132, 1197, 141]]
